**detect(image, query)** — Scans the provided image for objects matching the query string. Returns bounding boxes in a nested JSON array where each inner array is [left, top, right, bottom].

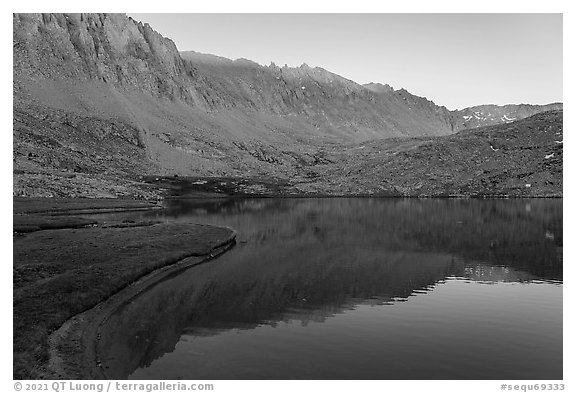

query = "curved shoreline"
[[44, 231, 236, 379]]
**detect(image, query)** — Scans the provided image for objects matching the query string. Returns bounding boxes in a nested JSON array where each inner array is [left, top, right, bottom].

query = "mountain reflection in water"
[[93, 198, 562, 380]]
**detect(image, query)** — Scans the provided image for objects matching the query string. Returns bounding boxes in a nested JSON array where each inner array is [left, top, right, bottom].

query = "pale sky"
[[130, 14, 563, 110]]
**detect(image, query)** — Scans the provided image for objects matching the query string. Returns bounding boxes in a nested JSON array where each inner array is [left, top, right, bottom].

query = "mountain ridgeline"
[[13, 13, 563, 198]]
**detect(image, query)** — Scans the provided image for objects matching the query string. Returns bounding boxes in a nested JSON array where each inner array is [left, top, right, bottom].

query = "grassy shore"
[[13, 198, 236, 379], [13, 197, 162, 214]]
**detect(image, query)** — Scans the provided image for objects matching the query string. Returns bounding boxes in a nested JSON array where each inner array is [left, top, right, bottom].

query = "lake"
[[94, 198, 562, 380]]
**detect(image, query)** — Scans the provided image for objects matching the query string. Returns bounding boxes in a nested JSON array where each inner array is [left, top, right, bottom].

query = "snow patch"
[[192, 180, 208, 185], [472, 112, 487, 121], [501, 114, 516, 123]]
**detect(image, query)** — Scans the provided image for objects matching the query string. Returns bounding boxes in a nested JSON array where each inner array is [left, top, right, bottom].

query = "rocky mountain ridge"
[[453, 103, 563, 130], [14, 13, 205, 106], [12, 13, 563, 198], [179, 50, 458, 138]]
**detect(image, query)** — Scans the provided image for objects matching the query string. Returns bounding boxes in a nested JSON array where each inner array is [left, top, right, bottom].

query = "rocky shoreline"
[[46, 236, 236, 380], [13, 198, 236, 379]]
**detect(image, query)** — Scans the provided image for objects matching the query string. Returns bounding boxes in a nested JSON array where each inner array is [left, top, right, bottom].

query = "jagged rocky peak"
[[363, 82, 395, 94], [183, 50, 365, 94], [277, 63, 364, 93]]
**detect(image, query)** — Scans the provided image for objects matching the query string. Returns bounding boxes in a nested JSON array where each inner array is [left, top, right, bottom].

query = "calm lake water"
[[95, 198, 562, 380]]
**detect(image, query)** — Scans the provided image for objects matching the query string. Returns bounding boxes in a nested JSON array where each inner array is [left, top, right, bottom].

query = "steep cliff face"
[[13, 13, 206, 106]]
